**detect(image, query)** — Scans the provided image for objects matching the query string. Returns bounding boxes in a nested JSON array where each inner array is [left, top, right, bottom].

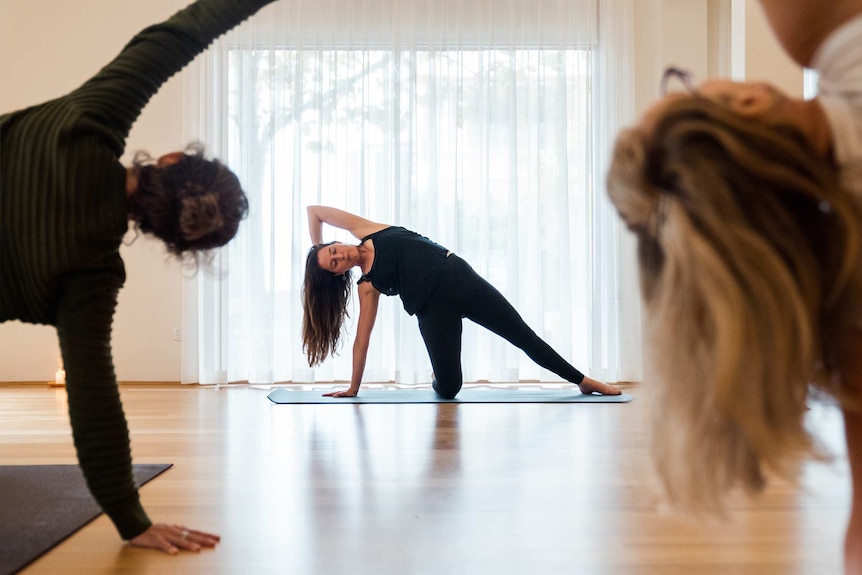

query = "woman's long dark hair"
[[129, 142, 249, 263], [302, 242, 353, 366]]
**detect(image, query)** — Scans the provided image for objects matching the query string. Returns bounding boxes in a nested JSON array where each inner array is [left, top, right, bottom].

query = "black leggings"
[[415, 255, 585, 399]]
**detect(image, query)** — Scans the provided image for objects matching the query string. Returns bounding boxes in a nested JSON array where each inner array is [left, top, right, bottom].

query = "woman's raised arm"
[[307, 206, 388, 244]]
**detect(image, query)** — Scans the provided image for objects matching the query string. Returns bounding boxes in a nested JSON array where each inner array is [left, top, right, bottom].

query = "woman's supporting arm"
[[55, 268, 149, 539], [322, 282, 380, 397]]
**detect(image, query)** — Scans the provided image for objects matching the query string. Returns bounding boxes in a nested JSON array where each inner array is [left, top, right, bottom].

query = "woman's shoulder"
[[361, 225, 399, 241]]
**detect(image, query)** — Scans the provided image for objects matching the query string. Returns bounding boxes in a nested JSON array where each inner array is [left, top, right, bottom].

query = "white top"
[[811, 12, 862, 178], [812, 15, 862, 328]]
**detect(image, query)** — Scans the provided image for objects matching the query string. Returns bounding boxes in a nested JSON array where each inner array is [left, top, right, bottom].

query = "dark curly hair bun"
[[129, 142, 249, 259]]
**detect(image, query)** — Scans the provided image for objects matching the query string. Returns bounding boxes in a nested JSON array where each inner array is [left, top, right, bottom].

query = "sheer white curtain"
[[181, 0, 639, 385]]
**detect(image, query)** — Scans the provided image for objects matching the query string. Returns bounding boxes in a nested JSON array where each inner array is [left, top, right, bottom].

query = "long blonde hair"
[[607, 96, 862, 513]]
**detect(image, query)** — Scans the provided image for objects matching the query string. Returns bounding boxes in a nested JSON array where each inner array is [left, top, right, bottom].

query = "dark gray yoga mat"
[[267, 387, 634, 404], [0, 463, 172, 575]]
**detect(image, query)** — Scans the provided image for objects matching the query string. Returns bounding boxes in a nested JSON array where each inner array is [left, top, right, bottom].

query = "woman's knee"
[[432, 375, 462, 399]]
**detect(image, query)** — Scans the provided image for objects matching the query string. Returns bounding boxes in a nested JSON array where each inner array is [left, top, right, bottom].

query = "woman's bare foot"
[[578, 376, 621, 395]]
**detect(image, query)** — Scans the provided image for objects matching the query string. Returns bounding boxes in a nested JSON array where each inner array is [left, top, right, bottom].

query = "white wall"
[[632, 0, 711, 117], [0, 0, 189, 382]]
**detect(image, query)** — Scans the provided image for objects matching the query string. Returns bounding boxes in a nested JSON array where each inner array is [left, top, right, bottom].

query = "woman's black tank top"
[[358, 226, 450, 315]]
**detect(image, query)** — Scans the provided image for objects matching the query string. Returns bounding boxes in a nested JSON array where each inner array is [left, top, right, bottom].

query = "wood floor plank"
[[0, 383, 849, 574]]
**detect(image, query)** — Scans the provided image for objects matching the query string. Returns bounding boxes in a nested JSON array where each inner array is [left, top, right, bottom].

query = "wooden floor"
[[0, 382, 850, 575]]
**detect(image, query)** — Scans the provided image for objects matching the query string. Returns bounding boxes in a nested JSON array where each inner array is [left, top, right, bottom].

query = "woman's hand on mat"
[[578, 376, 622, 396], [323, 387, 359, 397], [129, 523, 220, 554]]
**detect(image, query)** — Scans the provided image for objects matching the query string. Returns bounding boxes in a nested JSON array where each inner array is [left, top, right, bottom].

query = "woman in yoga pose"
[[301, 206, 620, 399], [1, 0, 281, 554], [605, 1, 862, 570]]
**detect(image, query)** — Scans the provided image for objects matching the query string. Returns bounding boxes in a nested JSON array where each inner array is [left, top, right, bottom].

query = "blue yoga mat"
[[267, 387, 634, 404]]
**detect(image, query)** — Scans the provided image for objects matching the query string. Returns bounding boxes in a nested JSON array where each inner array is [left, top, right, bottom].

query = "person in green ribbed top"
[[0, 0, 279, 555]]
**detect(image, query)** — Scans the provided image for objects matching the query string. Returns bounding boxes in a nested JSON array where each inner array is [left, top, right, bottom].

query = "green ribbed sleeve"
[[71, 0, 279, 152], [55, 269, 148, 539]]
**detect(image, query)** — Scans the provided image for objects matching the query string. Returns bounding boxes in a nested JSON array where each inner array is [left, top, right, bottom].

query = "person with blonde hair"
[[605, 1, 862, 571], [301, 206, 620, 400], [1, 0, 282, 554]]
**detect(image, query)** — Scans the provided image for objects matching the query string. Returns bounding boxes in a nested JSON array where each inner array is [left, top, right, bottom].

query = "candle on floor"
[[55, 367, 66, 386]]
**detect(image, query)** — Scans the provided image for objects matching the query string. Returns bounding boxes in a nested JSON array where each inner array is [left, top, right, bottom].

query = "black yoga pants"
[[415, 254, 585, 399]]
